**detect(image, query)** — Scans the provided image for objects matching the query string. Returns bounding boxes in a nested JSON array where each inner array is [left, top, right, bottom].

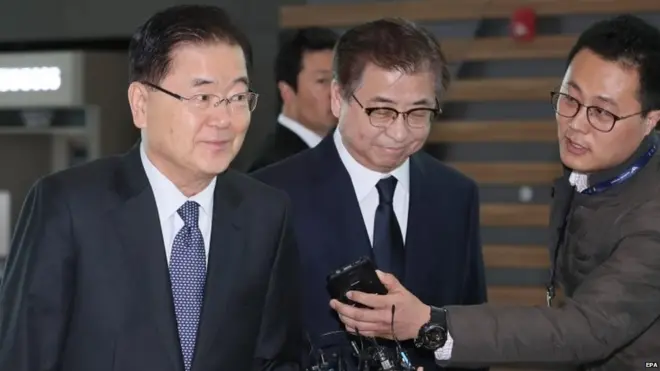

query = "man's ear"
[[644, 109, 660, 135], [277, 81, 296, 106], [128, 82, 149, 129], [330, 79, 343, 119]]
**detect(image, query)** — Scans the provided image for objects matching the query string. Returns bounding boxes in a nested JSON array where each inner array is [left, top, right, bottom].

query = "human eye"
[[370, 108, 396, 119], [229, 92, 250, 105], [591, 106, 616, 122], [189, 94, 214, 108], [408, 109, 432, 119]]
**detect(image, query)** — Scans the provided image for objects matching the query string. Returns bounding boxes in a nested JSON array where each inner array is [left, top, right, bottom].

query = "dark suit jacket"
[[250, 123, 311, 172], [441, 135, 660, 371], [0, 145, 303, 371], [252, 134, 487, 370]]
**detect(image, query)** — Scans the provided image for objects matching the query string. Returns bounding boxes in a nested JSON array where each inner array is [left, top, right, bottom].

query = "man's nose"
[[207, 104, 233, 128], [567, 108, 591, 133], [386, 115, 409, 141]]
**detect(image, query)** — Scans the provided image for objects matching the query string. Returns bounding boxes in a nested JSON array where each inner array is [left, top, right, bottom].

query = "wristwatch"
[[413, 306, 448, 351]]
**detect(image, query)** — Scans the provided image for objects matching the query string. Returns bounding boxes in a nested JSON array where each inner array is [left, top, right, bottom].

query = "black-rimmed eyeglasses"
[[142, 81, 259, 114], [550, 91, 641, 133], [352, 94, 441, 129]]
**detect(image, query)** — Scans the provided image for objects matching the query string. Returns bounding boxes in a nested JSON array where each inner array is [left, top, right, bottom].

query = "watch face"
[[423, 325, 446, 350]]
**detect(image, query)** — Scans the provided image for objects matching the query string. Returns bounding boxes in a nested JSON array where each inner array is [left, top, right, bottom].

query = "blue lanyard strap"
[[582, 143, 657, 195]]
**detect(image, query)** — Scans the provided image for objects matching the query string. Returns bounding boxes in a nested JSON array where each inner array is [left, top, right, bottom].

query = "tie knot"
[[376, 176, 398, 205], [177, 201, 200, 227]]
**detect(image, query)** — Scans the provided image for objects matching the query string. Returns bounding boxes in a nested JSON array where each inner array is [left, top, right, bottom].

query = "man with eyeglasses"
[[0, 5, 302, 371], [253, 18, 486, 370], [332, 14, 660, 371]]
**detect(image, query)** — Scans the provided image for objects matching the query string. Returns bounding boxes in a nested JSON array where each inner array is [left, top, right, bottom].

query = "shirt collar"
[[568, 171, 588, 192], [278, 113, 323, 148], [333, 128, 409, 201], [140, 142, 216, 221]]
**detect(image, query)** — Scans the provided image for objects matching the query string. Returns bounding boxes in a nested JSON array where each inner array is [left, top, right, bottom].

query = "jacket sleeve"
[[252, 195, 303, 370], [0, 177, 76, 371], [444, 186, 489, 371], [442, 202, 660, 368]]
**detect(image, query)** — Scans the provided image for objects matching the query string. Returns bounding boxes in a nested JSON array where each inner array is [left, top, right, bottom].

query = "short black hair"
[[275, 27, 338, 91], [129, 5, 252, 84], [333, 18, 450, 100], [566, 14, 660, 115]]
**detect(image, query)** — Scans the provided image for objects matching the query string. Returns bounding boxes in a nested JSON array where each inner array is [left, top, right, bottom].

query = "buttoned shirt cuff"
[[433, 331, 453, 361]]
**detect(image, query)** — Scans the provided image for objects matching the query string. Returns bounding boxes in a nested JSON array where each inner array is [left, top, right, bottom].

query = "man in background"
[[250, 27, 338, 171], [0, 5, 301, 371], [332, 14, 660, 371], [253, 18, 486, 370]]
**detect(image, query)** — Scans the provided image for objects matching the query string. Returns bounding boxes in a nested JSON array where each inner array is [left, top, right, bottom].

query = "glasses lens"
[[369, 108, 396, 127], [586, 107, 616, 132], [552, 93, 579, 118]]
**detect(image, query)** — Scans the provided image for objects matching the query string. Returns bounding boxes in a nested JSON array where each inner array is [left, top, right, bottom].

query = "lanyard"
[[546, 143, 656, 307], [581, 143, 657, 195]]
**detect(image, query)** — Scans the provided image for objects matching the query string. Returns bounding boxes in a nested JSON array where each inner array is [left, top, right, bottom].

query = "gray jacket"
[[442, 136, 660, 370]]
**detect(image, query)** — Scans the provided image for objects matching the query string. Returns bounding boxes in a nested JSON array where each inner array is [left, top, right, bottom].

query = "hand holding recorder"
[[328, 257, 430, 341]]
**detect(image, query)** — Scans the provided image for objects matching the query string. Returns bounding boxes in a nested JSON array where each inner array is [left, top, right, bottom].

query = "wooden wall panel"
[[281, 0, 660, 28], [483, 245, 549, 269], [443, 35, 575, 62], [448, 162, 561, 185], [448, 78, 557, 102], [428, 121, 557, 143], [481, 204, 550, 227]]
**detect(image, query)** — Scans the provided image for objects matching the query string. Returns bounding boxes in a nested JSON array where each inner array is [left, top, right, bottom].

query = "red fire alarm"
[[510, 7, 537, 42]]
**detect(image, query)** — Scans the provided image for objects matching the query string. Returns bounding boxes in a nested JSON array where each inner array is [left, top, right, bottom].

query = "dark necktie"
[[169, 201, 207, 371], [373, 176, 405, 280]]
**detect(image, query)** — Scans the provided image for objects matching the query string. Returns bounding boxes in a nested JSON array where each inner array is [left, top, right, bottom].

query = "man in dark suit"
[[0, 5, 301, 371], [332, 15, 660, 371], [250, 28, 339, 171], [253, 18, 486, 370]]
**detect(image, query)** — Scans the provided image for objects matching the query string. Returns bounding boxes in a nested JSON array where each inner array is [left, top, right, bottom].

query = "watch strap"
[[429, 306, 447, 328]]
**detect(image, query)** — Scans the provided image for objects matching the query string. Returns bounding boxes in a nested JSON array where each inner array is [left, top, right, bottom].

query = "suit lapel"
[[110, 146, 184, 371], [192, 172, 244, 369], [402, 155, 444, 295], [310, 136, 373, 267]]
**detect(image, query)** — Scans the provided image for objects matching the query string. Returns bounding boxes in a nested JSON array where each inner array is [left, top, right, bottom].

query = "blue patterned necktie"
[[169, 200, 207, 371]]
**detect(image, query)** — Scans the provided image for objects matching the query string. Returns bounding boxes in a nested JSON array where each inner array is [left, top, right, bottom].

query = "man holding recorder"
[[332, 14, 660, 371]]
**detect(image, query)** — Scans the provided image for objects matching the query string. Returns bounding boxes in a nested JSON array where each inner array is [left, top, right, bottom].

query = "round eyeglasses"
[[550, 91, 641, 133], [352, 94, 440, 128]]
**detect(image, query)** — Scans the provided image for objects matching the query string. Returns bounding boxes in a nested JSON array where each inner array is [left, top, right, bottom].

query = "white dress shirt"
[[333, 129, 409, 245], [278, 113, 323, 148], [568, 171, 588, 192], [434, 332, 455, 361], [140, 143, 216, 265]]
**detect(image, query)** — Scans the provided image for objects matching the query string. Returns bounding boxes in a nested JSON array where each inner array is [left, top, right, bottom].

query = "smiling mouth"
[[202, 140, 232, 148], [381, 146, 405, 151], [566, 137, 588, 149]]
